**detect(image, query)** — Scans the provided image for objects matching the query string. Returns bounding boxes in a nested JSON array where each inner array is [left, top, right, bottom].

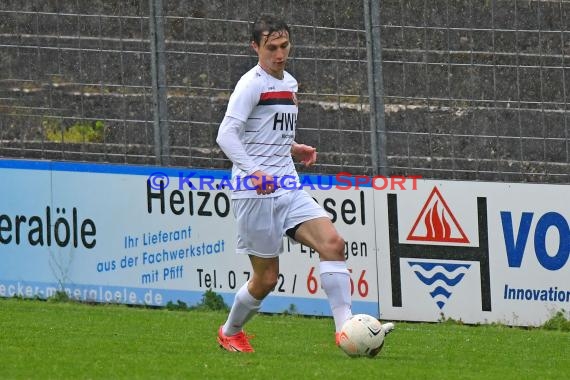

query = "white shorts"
[[232, 190, 328, 258]]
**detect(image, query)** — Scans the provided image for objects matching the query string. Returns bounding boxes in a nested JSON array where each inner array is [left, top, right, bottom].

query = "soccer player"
[[215, 14, 353, 352]]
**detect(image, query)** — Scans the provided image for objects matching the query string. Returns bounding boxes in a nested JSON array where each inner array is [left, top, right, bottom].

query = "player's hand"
[[291, 143, 317, 166], [250, 170, 277, 195]]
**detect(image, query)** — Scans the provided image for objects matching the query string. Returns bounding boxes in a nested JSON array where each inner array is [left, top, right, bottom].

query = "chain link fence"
[[1, 0, 569, 183], [381, 0, 570, 182], [0, 1, 154, 164]]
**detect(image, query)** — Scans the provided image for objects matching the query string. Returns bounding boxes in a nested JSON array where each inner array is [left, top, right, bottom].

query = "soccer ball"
[[338, 314, 385, 358]]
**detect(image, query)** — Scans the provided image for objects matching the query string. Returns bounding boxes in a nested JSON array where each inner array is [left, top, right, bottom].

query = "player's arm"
[[291, 141, 317, 167], [216, 116, 259, 175], [216, 116, 275, 195], [216, 75, 263, 175]]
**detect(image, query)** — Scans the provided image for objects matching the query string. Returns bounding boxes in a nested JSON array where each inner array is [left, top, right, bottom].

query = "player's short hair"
[[250, 14, 290, 46]]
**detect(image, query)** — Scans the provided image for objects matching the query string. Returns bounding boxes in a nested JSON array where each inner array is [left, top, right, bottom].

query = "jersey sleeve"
[[224, 76, 260, 122], [216, 115, 260, 175]]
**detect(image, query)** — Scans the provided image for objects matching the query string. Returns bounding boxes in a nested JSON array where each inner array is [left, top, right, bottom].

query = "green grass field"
[[0, 298, 568, 380]]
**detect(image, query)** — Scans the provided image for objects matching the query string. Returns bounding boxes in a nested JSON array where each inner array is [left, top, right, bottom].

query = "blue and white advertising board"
[[0, 159, 568, 326], [0, 160, 379, 317]]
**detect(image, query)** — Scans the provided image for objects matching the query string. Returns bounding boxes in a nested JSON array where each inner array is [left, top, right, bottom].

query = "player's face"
[[253, 30, 291, 79]]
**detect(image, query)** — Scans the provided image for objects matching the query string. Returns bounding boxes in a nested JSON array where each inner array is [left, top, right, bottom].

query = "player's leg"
[[246, 255, 280, 299], [292, 217, 352, 335], [218, 255, 278, 352], [284, 191, 352, 338], [218, 196, 284, 352], [289, 197, 396, 343], [222, 255, 278, 336]]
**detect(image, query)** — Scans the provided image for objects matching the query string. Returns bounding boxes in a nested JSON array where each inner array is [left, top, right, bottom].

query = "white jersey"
[[221, 65, 299, 199]]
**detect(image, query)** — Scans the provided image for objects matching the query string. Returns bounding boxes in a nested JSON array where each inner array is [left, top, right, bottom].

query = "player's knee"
[[333, 235, 346, 258], [259, 273, 279, 293], [322, 234, 345, 260], [267, 277, 279, 292]]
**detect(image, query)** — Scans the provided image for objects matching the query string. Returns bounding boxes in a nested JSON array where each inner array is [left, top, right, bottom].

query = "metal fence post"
[[149, 0, 169, 165], [364, 0, 387, 176]]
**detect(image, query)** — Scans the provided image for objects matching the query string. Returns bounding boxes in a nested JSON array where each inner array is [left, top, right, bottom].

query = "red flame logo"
[[424, 200, 452, 240], [407, 187, 469, 243]]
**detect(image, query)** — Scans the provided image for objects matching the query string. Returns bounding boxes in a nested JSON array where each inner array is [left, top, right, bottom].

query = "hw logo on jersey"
[[387, 187, 491, 311], [273, 112, 296, 131], [258, 91, 298, 131]]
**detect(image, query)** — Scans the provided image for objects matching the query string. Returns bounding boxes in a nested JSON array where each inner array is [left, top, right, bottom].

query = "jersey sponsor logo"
[[258, 91, 296, 106], [387, 187, 492, 312], [273, 112, 297, 131]]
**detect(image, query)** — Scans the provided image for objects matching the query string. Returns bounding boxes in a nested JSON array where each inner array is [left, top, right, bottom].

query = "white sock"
[[222, 281, 262, 336], [319, 261, 353, 332]]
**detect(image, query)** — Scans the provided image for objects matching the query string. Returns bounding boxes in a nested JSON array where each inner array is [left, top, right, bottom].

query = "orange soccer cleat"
[[217, 326, 255, 353]]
